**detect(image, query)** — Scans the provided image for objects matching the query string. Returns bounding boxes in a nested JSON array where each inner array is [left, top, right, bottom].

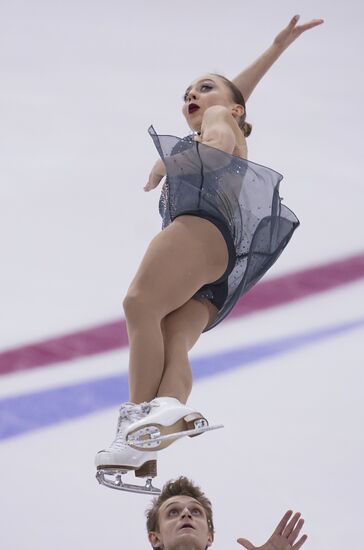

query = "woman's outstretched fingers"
[[288, 14, 300, 29], [288, 14, 324, 33], [273, 15, 324, 50], [144, 159, 166, 191], [297, 18, 324, 32], [144, 171, 163, 191]]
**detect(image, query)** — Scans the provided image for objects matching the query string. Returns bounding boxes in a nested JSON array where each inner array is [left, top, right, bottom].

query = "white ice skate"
[[126, 397, 223, 451], [95, 402, 161, 495]]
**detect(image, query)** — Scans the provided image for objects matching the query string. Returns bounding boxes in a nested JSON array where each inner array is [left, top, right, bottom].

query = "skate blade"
[[128, 423, 224, 450], [127, 413, 219, 451], [96, 469, 161, 495]]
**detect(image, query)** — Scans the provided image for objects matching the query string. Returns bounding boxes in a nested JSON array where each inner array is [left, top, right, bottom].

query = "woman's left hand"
[[273, 15, 324, 50], [237, 510, 307, 550]]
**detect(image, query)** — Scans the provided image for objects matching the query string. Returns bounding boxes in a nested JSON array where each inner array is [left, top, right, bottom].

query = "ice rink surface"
[[1, 1, 363, 549]]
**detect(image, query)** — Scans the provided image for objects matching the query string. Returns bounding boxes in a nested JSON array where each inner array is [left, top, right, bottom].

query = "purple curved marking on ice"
[[0, 375, 129, 441], [1, 252, 364, 376], [1, 317, 364, 441]]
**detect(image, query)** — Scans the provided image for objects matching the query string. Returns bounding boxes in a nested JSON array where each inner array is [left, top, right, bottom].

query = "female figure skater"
[[95, 15, 323, 489]]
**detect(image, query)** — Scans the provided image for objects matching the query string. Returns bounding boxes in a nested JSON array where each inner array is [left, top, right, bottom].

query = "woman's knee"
[[123, 290, 161, 324]]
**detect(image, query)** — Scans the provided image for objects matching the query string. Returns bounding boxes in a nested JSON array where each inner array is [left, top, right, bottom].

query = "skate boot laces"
[[110, 401, 159, 451]]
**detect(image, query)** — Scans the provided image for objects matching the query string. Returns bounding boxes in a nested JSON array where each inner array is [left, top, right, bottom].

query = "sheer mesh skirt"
[[149, 126, 299, 331]]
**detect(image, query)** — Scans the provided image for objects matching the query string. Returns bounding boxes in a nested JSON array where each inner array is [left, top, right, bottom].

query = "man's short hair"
[[146, 476, 215, 535]]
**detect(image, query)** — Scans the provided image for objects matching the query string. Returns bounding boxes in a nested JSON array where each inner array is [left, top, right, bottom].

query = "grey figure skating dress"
[[149, 126, 299, 331]]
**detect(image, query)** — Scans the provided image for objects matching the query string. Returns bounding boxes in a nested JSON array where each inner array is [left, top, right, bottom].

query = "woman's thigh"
[[126, 215, 229, 317]]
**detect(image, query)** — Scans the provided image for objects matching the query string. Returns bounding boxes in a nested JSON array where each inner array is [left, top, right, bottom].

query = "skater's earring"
[[148, 531, 162, 548]]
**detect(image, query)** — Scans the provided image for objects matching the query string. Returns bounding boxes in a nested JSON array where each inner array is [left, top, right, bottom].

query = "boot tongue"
[[118, 400, 158, 424], [140, 402, 153, 414], [124, 402, 151, 421], [118, 403, 138, 425]]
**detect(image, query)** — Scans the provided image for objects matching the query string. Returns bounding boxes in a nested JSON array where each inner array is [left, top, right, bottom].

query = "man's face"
[[149, 495, 213, 550]]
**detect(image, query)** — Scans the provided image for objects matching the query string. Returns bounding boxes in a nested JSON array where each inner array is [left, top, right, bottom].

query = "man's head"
[[146, 476, 214, 550]]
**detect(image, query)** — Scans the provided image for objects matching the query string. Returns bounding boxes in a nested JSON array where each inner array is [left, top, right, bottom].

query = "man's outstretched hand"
[[237, 510, 307, 550]]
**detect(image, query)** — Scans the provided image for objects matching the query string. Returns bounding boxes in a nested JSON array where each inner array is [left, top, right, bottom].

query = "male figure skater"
[[146, 477, 307, 550]]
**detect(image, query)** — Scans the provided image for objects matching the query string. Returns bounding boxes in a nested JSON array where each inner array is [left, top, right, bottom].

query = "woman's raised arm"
[[232, 15, 324, 101]]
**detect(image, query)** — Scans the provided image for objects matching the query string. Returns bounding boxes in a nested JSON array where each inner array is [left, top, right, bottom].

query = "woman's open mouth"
[[188, 103, 200, 115]]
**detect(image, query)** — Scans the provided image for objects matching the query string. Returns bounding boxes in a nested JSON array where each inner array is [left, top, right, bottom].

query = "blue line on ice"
[[1, 317, 363, 441]]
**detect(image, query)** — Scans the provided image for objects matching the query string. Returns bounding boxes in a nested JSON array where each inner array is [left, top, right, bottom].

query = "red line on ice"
[[1, 252, 364, 376]]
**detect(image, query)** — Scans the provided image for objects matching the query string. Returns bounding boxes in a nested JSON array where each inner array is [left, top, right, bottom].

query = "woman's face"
[[182, 74, 236, 131]]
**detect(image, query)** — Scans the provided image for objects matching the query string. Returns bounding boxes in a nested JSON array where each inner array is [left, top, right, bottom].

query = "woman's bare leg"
[[157, 298, 217, 403], [123, 216, 228, 404]]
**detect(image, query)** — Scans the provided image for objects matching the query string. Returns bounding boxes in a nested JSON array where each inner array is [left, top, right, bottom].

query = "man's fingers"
[[237, 537, 254, 550], [273, 510, 293, 536], [288, 518, 305, 544], [282, 512, 301, 538], [292, 534, 308, 550]]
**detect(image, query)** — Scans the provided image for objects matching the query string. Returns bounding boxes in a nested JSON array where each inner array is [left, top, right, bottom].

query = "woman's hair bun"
[[242, 121, 252, 138]]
